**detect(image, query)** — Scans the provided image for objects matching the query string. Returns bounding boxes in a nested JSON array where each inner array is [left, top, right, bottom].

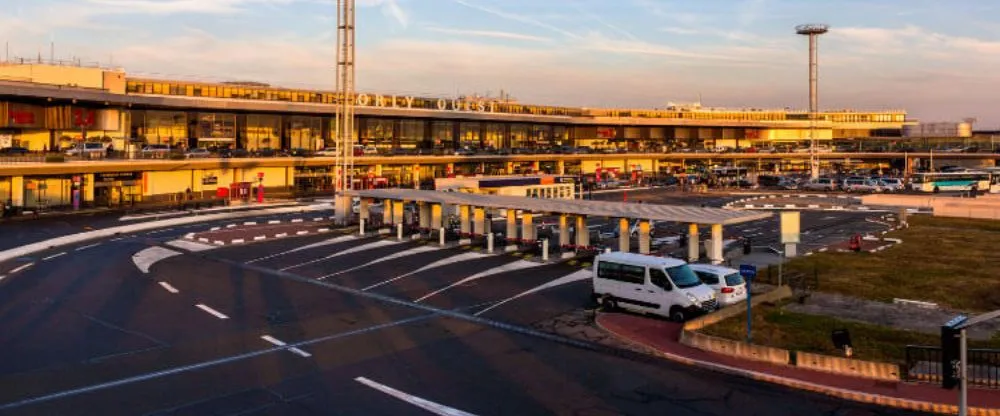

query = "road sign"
[[942, 315, 968, 390], [739, 264, 757, 281]]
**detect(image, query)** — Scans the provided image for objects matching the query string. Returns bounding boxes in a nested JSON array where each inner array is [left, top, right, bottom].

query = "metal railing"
[[905, 345, 1000, 388]]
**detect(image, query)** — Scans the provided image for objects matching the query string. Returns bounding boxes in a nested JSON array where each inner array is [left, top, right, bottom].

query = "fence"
[[905, 345, 1000, 388]]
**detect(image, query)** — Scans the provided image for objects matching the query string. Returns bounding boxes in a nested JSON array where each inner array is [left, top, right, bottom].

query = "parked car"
[[66, 142, 107, 157], [218, 148, 250, 158], [140, 144, 172, 157], [801, 177, 838, 192], [185, 148, 211, 158], [289, 148, 313, 157], [843, 178, 883, 193], [877, 178, 905, 192], [592, 252, 718, 322], [316, 147, 338, 156], [0, 146, 29, 155], [688, 264, 748, 307]]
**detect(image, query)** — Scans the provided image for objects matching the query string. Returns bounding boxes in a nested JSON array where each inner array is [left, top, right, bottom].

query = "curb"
[[593, 314, 1000, 415], [185, 224, 338, 245], [724, 194, 875, 212]]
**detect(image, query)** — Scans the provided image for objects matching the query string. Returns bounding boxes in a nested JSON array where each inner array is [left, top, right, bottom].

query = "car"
[[140, 144, 171, 157], [316, 147, 338, 156], [0, 146, 29, 155], [877, 178, 905, 192], [592, 252, 718, 322], [185, 148, 211, 158], [66, 142, 107, 156], [289, 148, 313, 157], [219, 148, 250, 158], [843, 178, 883, 193], [801, 177, 838, 192], [688, 264, 748, 307]]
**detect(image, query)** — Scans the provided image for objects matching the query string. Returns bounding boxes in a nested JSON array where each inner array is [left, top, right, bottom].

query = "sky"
[[2, 0, 999, 127]]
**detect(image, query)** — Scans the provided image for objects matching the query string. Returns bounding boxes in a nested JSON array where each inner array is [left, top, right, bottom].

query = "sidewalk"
[[596, 312, 1000, 415]]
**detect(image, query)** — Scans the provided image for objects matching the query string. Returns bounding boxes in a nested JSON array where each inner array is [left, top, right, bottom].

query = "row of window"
[[124, 80, 907, 123]]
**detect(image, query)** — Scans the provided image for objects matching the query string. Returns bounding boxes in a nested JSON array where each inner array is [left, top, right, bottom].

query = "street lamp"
[[796, 23, 829, 180]]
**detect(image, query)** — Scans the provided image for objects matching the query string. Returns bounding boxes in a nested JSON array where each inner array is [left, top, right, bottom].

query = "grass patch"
[[771, 215, 1000, 311], [701, 303, 1000, 365]]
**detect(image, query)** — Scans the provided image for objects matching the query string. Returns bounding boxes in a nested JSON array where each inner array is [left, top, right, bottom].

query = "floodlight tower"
[[796, 23, 828, 179], [334, 0, 356, 225]]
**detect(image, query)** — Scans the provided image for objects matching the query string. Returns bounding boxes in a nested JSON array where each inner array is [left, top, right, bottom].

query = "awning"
[[347, 189, 770, 225]]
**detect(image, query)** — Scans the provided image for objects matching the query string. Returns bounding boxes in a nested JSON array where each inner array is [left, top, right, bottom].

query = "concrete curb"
[[0, 205, 328, 264], [593, 314, 1000, 416], [725, 194, 879, 212]]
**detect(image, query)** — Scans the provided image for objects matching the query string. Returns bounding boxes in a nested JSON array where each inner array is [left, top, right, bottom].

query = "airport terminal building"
[[0, 62, 909, 154]]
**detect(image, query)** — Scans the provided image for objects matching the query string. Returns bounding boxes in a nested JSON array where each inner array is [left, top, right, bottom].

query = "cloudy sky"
[[2, 0, 999, 127]]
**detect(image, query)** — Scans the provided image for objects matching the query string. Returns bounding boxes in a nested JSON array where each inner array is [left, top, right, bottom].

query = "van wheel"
[[601, 295, 618, 312], [670, 307, 687, 322]]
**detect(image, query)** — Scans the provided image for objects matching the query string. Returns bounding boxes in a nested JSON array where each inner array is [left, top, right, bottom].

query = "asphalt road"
[[0, 225, 924, 415]]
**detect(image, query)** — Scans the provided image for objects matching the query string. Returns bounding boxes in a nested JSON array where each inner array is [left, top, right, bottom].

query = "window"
[[597, 261, 645, 284], [724, 273, 744, 287], [597, 261, 621, 281], [696, 271, 720, 285], [650, 268, 671, 290], [666, 265, 702, 288]]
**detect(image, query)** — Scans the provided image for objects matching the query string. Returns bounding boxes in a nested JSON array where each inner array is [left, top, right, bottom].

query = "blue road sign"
[[739, 264, 757, 281]]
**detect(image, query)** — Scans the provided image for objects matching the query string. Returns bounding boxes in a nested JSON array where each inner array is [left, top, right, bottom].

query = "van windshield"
[[665, 265, 702, 289]]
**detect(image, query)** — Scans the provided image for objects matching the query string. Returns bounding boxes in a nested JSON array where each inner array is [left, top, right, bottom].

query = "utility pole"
[[333, 0, 356, 225], [796, 24, 829, 180]]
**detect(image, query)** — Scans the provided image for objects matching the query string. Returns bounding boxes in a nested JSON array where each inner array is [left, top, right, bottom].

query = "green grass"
[[772, 215, 1000, 311], [701, 303, 1000, 364]]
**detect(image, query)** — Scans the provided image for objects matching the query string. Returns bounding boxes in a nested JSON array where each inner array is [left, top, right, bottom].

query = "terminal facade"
[[1, 62, 909, 154]]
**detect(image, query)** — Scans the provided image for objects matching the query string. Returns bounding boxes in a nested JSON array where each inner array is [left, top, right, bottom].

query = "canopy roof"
[[348, 189, 771, 225]]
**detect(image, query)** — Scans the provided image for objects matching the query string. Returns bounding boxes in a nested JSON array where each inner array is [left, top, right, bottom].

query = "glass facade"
[[431, 121, 453, 150], [362, 118, 393, 150], [135, 111, 187, 146], [197, 113, 237, 148], [510, 124, 529, 148], [459, 122, 481, 149], [288, 116, 323, 150], [246, 114, 280, 150], [483, 123, 505, 149], [397, 119, 423, 149]]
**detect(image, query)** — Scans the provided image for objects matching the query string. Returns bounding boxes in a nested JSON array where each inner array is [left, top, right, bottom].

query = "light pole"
[[333, 0, 356, 225], [796, 23, 829, 180]]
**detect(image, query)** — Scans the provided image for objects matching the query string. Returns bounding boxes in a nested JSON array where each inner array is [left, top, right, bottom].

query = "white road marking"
[[132, 246, 182, 274], [158, 281, 180, 294], [253, 236, 266, 241], [210, 226, 221, 231], [318, 245, 440, 280], [9, 263, 34, 274], [166, 239, 216, 252], [355, 377, 476, 416], [0, 275, 6, 282], [246, 235, 355, 264], [363, 251, 489, 291], [291, 218, 303, 223], [260, 335, 312, 358], [195, 304, 229, 320], [415, 260, 544, 303], [474, 269, 591, 316], [268, 220, 281, 224], [296, 230, 309, 235], [42, 252, 67, 261], [280, 240, 401, 271], [232, 239, 245, 244], [76, 243, 101, 251]]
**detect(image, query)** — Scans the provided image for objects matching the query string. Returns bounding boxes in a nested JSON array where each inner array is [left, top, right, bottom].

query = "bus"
[[909, 172, 990, 193], [981, 167, 1000, 193]]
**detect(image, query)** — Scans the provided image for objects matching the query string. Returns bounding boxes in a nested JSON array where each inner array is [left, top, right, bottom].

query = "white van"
[[592, 252, 718, 322]]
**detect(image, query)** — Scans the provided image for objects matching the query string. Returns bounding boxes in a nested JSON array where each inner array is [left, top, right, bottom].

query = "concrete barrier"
[[933, 202, 1000, 220], [680, 330, 790, 366], [795, 351, 902, 382], [684, 285, 793, 331]]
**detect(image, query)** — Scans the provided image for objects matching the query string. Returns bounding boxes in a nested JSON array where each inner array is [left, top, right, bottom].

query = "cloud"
[[83, 0, 296, 15], [449, 0, 582, 40], [424, 27, 551, 43]]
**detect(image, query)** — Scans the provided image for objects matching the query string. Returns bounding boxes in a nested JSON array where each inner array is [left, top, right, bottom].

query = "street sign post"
[[739, 264, 757, 343]]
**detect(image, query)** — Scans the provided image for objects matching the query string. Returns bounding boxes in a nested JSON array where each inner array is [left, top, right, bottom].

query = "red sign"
[[72, 109, 96, 128], [8, 110, 35, 125], [257, 172, 264, 179]]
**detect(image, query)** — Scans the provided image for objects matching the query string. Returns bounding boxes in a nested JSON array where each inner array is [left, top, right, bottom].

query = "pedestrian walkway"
[[597, 312, 1000, 415]]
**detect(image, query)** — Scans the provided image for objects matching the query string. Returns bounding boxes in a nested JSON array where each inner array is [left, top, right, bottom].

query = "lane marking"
[[132, 246, 182, 274], [195, 304, 229, 320], [158, 281, 179, 294], [9, 263, 34, 274], [76, 243, 101, 251], [42, 252, 67, 261], [362, 251, 488, 291], [415, 259, 544, 303], [260, 335, 312, 358], [355, 377, 476, 416], [475, 269, 591, 316], [0, 313, 435, 412], [317, 245, 440, 280], [280, 240, 401, 271], [0, 275, 6, 282], [246, 235, 355, 263]]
